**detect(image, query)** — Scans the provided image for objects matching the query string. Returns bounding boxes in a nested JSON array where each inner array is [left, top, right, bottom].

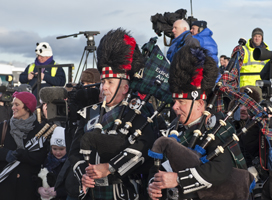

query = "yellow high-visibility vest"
[[240, 39, 269, 87], [28, 63, 57, 77]]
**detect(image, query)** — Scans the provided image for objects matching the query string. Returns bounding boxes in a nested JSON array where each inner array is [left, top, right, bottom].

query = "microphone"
[[39, 87, 68, 103]]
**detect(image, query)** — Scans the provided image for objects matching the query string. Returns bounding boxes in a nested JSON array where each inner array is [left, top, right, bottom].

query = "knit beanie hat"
[[12, 91, 37, 113], [191, 20, 207, 30], [80, 68, 101, 83], [35, 42, 53, 57], [50, 127, 66, 147], [252, 28, 263, 39]]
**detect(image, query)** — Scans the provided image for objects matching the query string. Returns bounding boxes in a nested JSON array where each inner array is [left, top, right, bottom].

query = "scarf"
[[34, 56, 54, 73], [250, 40, 265, 49], [44, 152, 67, 174], [9, 114, 36, 149]]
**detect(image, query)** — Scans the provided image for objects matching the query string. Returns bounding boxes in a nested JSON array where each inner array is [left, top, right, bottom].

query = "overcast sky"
[[0, 0, 271, 81]]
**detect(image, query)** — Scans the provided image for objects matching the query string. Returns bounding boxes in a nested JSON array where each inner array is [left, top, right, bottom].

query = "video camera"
[[39, 87, 68, 122], [40, 83, 100, 123], [254, 47, 272, 101], [0, 84, 32, 103], [66, 82, 100, 106], [151, 8, 197, 39]]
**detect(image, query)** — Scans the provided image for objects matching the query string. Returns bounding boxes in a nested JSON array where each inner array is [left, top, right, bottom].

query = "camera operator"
[[67, 68, 100, 129], [166, 19, 199, 62], [54, 68, 101, 200], [19, 42, 66, 99], [240, 28, 270, 87], [191, 20, 218, 67]]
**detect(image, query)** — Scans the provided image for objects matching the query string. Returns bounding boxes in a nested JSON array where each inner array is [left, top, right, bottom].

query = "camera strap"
[[0, 120, 8, 148], [259, 132, 268, 171]]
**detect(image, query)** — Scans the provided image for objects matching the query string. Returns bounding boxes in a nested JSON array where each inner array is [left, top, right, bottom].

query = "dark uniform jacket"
[[0, 119, 49, 200], [69, 96, 158, 200], [150, 112, 247, 200]]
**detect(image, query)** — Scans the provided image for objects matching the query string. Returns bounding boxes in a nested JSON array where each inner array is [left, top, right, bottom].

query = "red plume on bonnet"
[[191, 68, 204, 89], [122, 34, 136, 71], [169, 45, 219, 100]]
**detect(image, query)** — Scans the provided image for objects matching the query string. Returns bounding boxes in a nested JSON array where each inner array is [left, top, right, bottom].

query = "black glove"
[[6, 150, 18, 163], [15, 148, 25, 160]]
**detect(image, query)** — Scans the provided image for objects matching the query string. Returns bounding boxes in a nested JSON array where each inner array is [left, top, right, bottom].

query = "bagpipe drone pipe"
[[0, 123, 57, 183], [148, 83, 271, 200], [220, 38, 246, 88], [80, 37, 172, 163]]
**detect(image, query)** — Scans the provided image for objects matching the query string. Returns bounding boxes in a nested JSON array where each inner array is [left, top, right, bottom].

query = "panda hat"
[[35, 42, 53, 57]]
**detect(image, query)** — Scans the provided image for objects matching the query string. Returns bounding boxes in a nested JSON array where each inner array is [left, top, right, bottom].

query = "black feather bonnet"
[[97, 28, 144, 81], [169, 45, 219, 100]]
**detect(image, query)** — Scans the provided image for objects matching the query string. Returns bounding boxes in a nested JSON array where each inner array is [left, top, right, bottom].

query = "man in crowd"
[[190, 20, 218, 66], [219, 55, 226, 74], [228, 86, 262, 168], [220, 55, 226, 67], [191, 20, 220, 82], [240, 28, 270, 87], [69, 28, 158, 200], [148, 45, 254, 200], [224, 56, 230, 68], [19, 42, 66, 99], [167, 19, 199, 62]]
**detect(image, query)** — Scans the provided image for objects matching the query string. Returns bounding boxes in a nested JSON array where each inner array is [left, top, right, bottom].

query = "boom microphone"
[[39, 87, 68, 104]]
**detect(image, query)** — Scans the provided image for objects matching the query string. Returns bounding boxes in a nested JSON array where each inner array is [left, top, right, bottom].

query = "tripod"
[[56, 31, 100, 82]]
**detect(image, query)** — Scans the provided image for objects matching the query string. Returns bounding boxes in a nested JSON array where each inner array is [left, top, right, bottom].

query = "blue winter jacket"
[[193, 28, 218, 65], [167, 30, 200, 62], [193, 28, 220, 81]]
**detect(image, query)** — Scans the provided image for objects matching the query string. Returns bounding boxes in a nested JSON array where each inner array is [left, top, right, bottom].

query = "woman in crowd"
[[0, 91, 49, 200]]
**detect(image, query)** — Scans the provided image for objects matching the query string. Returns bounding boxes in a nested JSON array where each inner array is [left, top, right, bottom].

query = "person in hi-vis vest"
[[240, 28, 270, 87], [19, 42, 66, 99]]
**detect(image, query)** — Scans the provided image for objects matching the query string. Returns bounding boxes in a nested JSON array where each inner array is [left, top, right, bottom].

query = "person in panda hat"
[[37, 126, 67, 200], [19, 42, 66, 99]]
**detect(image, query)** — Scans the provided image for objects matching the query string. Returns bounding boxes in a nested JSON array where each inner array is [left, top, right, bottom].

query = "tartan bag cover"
[[130, 38, 172, 104]]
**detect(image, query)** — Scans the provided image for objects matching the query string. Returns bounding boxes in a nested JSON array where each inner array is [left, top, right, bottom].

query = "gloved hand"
[[15, 148, 25, 160], [6, 150, 18, 163], [38, 187, 50, 199]]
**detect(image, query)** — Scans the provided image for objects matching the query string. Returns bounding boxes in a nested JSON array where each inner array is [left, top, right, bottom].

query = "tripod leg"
[[74, 48, 89, 83]]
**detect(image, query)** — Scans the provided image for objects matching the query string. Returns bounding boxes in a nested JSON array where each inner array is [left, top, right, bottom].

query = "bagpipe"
[[79, 37, 172, 164], [0, 123, 57, 183], [148, 76, 271, 200], [220, 38, 246, 89]]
